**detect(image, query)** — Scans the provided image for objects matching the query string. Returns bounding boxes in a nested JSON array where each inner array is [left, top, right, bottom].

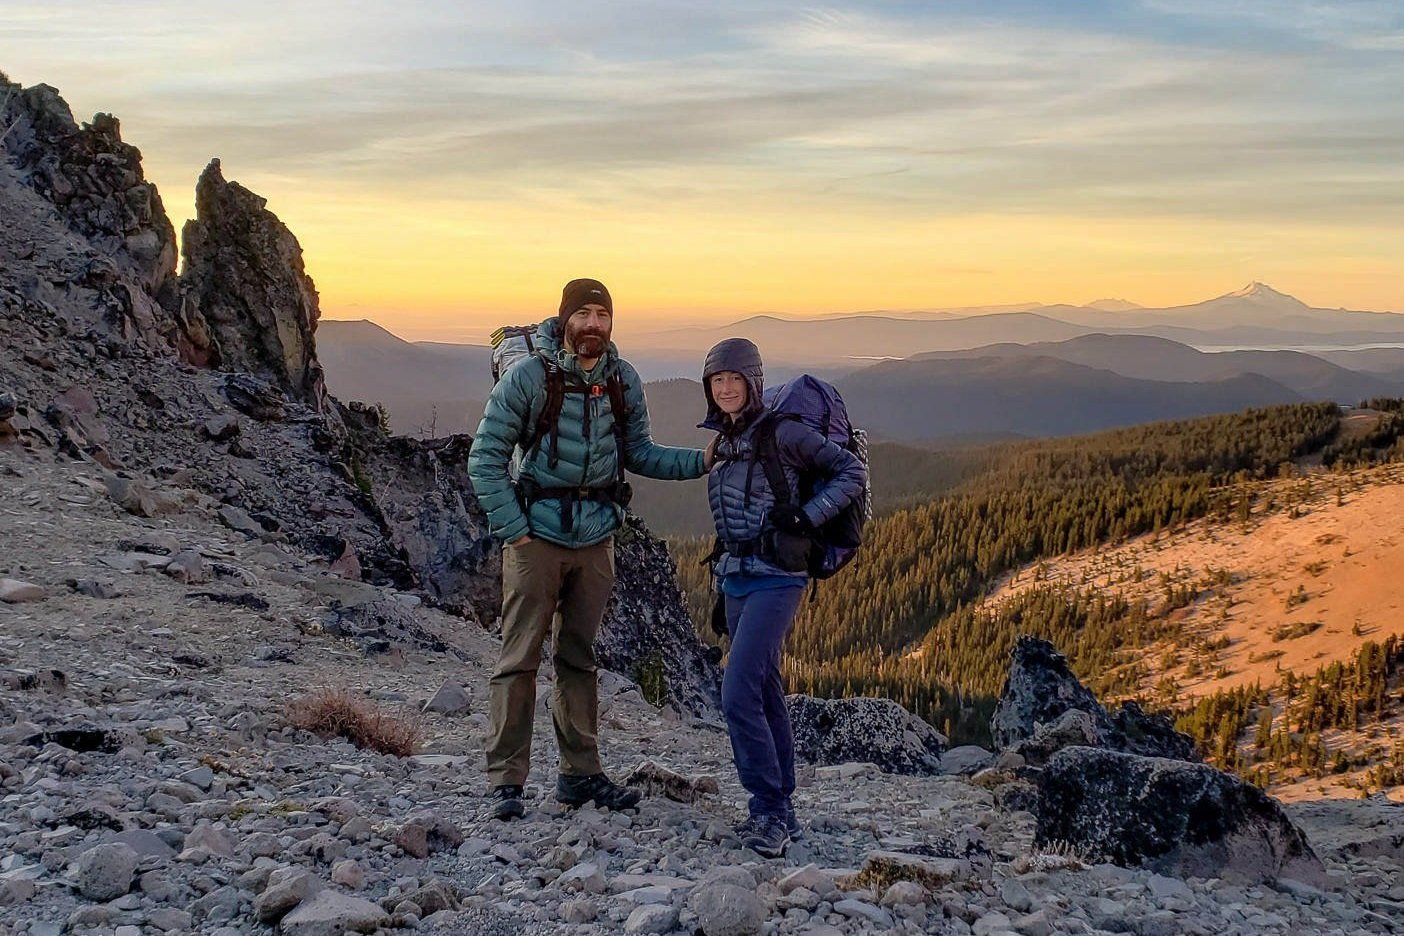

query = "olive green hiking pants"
[[486, 537, 615, 787]]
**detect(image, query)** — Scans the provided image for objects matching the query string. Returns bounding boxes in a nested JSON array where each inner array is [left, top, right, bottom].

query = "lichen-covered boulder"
[[787, 695, 947, 775], [1036, 746, 1326, 884], [992, 636, 1195, 764]]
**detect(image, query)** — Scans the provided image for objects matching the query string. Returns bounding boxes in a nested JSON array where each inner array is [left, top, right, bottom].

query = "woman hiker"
[[700, 337, 867, 858]]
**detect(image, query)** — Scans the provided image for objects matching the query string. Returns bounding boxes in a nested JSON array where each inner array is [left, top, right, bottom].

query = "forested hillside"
[[669, 401, 1404, 791]]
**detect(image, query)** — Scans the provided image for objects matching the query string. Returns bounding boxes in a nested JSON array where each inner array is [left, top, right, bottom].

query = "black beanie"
[[558, 278, 612, 322]]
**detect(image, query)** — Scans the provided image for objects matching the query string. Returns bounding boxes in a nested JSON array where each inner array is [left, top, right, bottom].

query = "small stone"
[[1000, 878, 1035, 913], [279, 890, 390, 936], [340, 816, 373, 843], [834, 898, 894, 929], [778, 864, 831, 896], [626, 903, 680, 934], [688, 882, 765, 936], [203, 414, 241, 442], [1147, 873, 1192, 901], [559, 898, 597, 924], [393, 811, 463, 858], [313, 796, 360, 824], [164, 549, 206, 584], [940, 745, 996, 775], [332, 859, 365, 889], [68, 579, 123, 599], [106, 829, 176, 860], [973, 911, 1015, 936], [0, 579, 44, 603], [147, 908, 194, 932], [1012, 909, 1055, 936], [180, 766, 216, 790], [880, 880, 928, 907], [422, 679, 471, 715], [0, 878, 36, 906], [218, 504, 265, 537], [557, 861, 607, 894], [139, 869, 184, 903], [398, 880, 458, 915], [255, 868, 320, 922], [183, 822, 235, 858], [75, 842, 139, 901]]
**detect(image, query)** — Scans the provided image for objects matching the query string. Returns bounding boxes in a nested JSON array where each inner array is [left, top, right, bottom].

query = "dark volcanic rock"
[[355, 429, 498, 618], [1037, 746, 1326, 884], [326, 599, 468, 660], [991, 636, 1116, 750], [1111, 699, 1197, 762], [176, 158, 327, 408], [0, 78, 177, 300], [599, 515, 722, 717], [787, 695, 948, 775], [992, 636, 1195, 764], [0, 82, 180, 350]]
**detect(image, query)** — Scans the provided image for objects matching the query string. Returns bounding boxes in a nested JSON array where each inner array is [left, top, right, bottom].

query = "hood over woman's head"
[[702, 337, 765, 430]]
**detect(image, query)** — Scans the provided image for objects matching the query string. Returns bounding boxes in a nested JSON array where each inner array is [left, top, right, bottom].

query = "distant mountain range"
[[318, 320, 491, 434], [912, 333, 1403, 405], [836, 355, 1303, 441], [628, 282, 1404, 368], [321, 285, 1404, 443]]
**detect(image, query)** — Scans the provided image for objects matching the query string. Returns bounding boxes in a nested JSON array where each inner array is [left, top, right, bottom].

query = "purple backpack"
[[756, 375, 872, 579]]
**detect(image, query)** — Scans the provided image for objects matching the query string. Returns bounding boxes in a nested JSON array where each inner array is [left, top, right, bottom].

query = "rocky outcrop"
[[787, 695, 948, 775], [600, 517, 723, 717], [175, 158, 327, 408], [0, 77, 177, 300], [0, 77, 181, 349], [992, 636, 1195, 764], [1036, 747, 1327, 884], [350, 427, 498, 619]]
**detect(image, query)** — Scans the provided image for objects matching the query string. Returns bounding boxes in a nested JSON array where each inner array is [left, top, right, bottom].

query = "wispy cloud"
[[2, 0, 1401, 314]]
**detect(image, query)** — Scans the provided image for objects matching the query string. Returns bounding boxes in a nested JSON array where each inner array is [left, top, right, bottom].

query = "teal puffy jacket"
[[468, 318, 706, 548]]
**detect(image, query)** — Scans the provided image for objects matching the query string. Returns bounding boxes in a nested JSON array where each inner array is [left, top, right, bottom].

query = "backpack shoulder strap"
[[605, 374, 628, 484], [521, 361, 566, 466], [751, 414, 793, 508]]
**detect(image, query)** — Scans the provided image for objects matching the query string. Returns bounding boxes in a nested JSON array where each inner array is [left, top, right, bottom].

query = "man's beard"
[[567, 323, 610, 358]]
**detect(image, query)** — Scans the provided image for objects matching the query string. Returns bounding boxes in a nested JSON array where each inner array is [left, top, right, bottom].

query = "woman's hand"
[[704, 434, 720, 471], [770, 505, 813, 535], [509, 535, 532, 547]]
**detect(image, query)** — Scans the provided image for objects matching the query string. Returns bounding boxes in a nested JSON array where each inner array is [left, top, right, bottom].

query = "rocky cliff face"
[[0, 76, 178, 350], [174, 158, 328, 408], [0, 78, 177, 300]]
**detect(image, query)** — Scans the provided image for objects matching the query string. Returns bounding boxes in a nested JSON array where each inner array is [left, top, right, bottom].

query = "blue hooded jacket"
[[468, 318, 707, 548], [701, 338, 867, 581]]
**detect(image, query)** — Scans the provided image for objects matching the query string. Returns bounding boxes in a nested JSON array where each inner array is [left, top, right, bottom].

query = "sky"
[[4, 0, 1403, 341]]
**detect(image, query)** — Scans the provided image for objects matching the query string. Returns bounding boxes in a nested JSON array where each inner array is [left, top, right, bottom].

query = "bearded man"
[[467, 278, 712, 820]]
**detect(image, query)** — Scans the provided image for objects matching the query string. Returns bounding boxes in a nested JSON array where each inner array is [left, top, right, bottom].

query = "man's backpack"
[[490, 324, 538, 383], [753, 375, 871, 579], [489, 323, 632, 531]]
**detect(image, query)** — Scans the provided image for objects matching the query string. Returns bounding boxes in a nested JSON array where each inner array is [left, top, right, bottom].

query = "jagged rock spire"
[[175, 158, 328, 409]]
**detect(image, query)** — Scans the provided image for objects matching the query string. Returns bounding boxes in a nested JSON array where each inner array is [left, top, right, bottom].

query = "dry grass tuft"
[[1012, 839, 1092, 873], [286, 688, 422, 757]]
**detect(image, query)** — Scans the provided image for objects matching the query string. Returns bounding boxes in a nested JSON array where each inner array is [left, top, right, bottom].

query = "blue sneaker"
[[785, 802, 803, 840], [742, 814, 790, 859]]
